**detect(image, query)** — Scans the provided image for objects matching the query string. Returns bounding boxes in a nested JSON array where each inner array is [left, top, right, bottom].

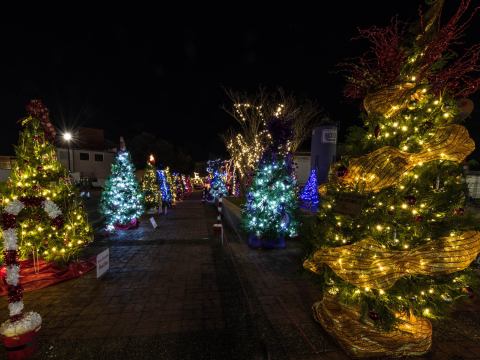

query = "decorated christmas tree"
[[141, 155, 161, 212], [1, 100, 91, 339], [157, 169, 173, 206], [243, 118, 298, 248], [304, 2, 480, 357], [209, 171, 228, 200], [100, 138, 144, 231], [183, 175, 192, 195], [299, 169, 319, 210], [174, 173, 184, 201], [1, 100, 92, 262], [164, 167, 176, 205]]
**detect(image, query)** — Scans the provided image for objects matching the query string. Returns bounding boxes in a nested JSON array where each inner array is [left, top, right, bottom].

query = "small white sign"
[[96, 248, 109, 278], [322, 129, 337, 144], [149, 216, 158, 229]]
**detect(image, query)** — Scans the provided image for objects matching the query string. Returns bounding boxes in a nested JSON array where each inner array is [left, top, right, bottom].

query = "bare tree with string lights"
[[223, 88, 322, 193]]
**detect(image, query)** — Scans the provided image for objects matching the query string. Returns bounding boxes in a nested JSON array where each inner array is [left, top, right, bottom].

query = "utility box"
[[293, 153, 311, 186], [311, 125, 337, 184]]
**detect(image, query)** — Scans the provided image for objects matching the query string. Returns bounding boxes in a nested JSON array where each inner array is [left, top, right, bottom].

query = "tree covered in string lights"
[[223, 88, 321, 193], [303, 1, 480, 357], [243, 118, 298, 247], [100, 138, 144, 231], [1, 100, 92, 261], [141, 155, 161, 212], [157, 169, 172, 206], [210, 171, 228, 200], [164, 167, 176, 205], [174, 173, 185, 201], [183, 175, 192, 195], [299, 169, 319, 210]]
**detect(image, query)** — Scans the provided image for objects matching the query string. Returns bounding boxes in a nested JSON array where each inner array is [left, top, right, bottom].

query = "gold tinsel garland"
[[304, 231, 480, 290], [363, 83, 416, 118], [339, 124, 474, 192], [313, 294, 432, 358]]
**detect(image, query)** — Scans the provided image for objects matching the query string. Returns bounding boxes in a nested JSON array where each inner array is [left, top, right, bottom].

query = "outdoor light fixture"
[[62, 131, 73, 172], [63, 132, 73, 142]]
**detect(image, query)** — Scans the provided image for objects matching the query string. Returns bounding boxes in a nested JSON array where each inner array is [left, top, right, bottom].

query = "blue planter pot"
[[248, 234, 285, 249]]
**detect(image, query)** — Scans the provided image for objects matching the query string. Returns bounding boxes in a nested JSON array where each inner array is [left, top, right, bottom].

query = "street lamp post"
[[63, 132, 73, 173]]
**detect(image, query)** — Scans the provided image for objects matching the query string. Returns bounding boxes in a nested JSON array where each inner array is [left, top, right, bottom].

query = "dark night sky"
[[0, 2, 479, 161]]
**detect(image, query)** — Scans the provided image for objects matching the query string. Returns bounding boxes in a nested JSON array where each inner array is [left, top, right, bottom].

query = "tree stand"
[[312, 294, 432, 358]]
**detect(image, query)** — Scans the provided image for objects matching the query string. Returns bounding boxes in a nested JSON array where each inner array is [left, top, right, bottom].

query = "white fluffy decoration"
[[0, 311, 42, 337], [2, 228, 18, 250], [42, 200, 62, 218], [4, 199, 24, 216], [8, 301, 24, 316], [5, 265, 20, 286]]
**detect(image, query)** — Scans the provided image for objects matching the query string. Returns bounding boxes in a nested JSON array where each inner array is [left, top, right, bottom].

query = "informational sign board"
[[96, 248, 109, 279], [322, 128, 337, 144], [149, 216, 158, 229]]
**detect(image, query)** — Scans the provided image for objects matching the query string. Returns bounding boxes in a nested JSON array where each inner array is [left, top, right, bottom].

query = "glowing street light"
[[62, 131, 73, 172], [63, 132, 73, 142]]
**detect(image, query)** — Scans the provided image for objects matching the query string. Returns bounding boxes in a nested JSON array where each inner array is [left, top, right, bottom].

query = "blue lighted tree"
[[157, 169, 173, 206], [210, 171, 228, 200], [300, 169, 319, 210]]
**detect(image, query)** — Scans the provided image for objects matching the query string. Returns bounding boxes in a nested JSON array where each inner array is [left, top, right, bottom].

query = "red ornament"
[[463, 286, 475, 299], [414, 215, 424, 222], [405, 195, 416, 205], [368, 310, 380, 321], [456, 98, 474, 120], [51, 216, 64, 229], [36, 166, 43, 171], [374, 124, 381, 138], [454, 208, 465, 216], [336, 166, 348, 178], [2, 213, 17, 229]]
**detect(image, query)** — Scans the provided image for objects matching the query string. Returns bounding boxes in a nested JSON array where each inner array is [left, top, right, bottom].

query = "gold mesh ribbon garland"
[[313, 293, 432, 358], [339, 124, 474, 192], [304, 231, 480, 290], [363, 83, 415, 118]]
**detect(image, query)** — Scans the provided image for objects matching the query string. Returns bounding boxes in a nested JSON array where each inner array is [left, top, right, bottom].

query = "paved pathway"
[[0, 193, 264, 359], [1, 192, 480, 359]]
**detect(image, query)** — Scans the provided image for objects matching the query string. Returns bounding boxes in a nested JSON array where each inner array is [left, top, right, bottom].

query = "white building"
[[0, 128, 116, 187], [56, 148, 115, 180], [56, 127, 116, 184]]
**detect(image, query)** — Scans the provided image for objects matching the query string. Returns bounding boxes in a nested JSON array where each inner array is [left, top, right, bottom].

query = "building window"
[[79, 153, 90, 161], [94, 154, 104, 162]]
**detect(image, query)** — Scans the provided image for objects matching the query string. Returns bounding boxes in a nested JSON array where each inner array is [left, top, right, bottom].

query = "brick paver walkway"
[[1, 192, 480, 359]]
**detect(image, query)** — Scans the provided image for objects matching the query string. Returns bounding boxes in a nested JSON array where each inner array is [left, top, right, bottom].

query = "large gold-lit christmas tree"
[[304, 1, 480, 357], [1, 100, 93, 262]]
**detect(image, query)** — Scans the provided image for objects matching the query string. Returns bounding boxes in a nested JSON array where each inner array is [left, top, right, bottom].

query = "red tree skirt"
[[114, 218, 139, 230], [0, 257, 96, 296]]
